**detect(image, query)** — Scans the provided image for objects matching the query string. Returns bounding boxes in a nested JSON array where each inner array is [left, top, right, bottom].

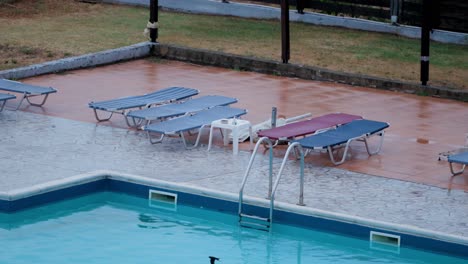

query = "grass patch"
[[0, 0, 467, 89]]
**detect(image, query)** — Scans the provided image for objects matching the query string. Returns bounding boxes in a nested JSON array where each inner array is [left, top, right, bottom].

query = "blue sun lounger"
[[0, 93, 16, 112], [143, 106, 247, 149], [88, 87, 199, 122], [292, 119, 390, 165], [126, 95, 238, 127], [448, 151, 468, 176], [0, 79, 57, 110]]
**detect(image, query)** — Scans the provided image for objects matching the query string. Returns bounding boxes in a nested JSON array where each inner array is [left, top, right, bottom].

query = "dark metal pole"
[[297, 0, 305, 14], [149, 0, 159, 43], [281, 0, 290, 64], [271, 107, 277, 128], [390, 0, 400, 25], [420, 0, 431, 86]]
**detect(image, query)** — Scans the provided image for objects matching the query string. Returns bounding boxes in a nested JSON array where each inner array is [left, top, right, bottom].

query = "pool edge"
[[1, 170, 467, 253]]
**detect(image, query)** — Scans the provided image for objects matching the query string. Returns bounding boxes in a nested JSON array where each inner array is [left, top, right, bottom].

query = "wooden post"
[[297, 0, 305, 14], [149, 0, 159, 43], [420, 0, 431, 86], [281, 0, 290, 64], [390, 0, 400, 24]]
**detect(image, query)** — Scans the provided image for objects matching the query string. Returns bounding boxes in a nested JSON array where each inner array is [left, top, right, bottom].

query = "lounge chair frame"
[[294, 119, 389, 165], [147, 124, 210, 149], [126, 113, 147, 128], [95, 104, 174, 125], [89, 87, 199, 123], [23, 92, 52, 108], [92, 101, 165, 123], [322, 130, 386, 165], [0, 93, 16, 112], [448, 152, 468, 176], [143, 106, 247, 149], [258, 113, 363, 148], [126, 95, 238, 129], [93, 109, 114, 122], [0, 79, 57, 110], [449, 162, 466, 176]]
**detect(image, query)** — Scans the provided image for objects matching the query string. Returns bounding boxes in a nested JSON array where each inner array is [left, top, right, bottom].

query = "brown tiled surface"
[[14, 59, 468, 190]]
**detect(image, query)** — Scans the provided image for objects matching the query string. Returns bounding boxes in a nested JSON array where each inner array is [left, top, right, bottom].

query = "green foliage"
[[19, 47, 36, 55], [0, 3, 466, 88], [349, 34, 468, 69]]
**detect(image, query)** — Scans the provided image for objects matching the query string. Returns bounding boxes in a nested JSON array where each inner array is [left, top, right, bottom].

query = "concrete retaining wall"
[[0, 42, 153, 80], [0, 41, 466, 102], [154, 43, 468, 102]]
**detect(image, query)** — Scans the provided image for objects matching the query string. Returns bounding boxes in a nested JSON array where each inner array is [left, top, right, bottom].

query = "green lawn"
[[0, 1, 466, 89]]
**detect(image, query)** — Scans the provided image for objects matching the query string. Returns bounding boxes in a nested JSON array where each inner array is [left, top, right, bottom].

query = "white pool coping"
[[1, 169, 467, 248]]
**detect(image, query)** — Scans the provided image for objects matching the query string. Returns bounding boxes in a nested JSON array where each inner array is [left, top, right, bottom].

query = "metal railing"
[[238, 137, 305, 229]]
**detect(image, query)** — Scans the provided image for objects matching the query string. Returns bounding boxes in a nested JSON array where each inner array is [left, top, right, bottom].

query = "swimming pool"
[[0, 172, 468, 263], [1, 190, 466, 264]]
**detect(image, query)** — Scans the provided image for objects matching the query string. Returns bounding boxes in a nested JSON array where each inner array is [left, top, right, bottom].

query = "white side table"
[[207, 118, 253, 155]]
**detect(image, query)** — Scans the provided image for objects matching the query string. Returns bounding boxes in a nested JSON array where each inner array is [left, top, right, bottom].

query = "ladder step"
[[239, 213, 271, 231], [240, 220, 270, 231], [239, 213, 269, 222]]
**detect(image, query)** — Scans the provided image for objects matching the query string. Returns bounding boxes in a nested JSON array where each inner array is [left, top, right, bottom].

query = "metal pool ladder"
[[238, 137, 305, 231]]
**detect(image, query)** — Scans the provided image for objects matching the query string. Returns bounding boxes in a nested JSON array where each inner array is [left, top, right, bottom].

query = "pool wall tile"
[[274, 210, 468, 258], [108, 179, 241, 213], [2, 180, 107, 212], [108, 179, 149, 198]]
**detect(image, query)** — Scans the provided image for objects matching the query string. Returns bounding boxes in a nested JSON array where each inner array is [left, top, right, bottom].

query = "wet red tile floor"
[[14, 59, 468, 191]]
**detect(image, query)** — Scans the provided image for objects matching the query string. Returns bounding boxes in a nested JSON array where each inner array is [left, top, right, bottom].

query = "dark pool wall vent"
[[148, 190, 178, 211], [370, 231, 401, 253]]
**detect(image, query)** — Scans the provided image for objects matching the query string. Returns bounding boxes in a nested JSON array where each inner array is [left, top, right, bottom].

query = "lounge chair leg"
[[180, 133, 191, 149], [181, 132, 200, 149], [124, 115, 144, 128], [207, 125, 215, 151], [25, 93, 50, 107], [14, 93, 28, 110], [124, 115, 133, 127], [0, 100, 6, 112], [327, 146, 338, 165], [181, 125, 207, 149], [327, 142, 351, 165], [449, 162, 466, 176], [93, 109, 114, 122], [147, 131, 165, 144], [293, 146, 303, 160], [364, 131, 385, 155], [261, 139, 279, 149]]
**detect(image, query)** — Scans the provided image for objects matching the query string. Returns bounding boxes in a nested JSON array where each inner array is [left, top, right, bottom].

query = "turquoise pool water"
[[0, 192, 465, 264]]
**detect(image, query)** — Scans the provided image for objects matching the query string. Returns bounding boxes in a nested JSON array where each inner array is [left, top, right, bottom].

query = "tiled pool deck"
[[1, 59, 467, 241]]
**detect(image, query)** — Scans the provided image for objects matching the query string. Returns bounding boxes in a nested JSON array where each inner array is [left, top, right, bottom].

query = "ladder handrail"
[[269, 142, 305, 222], [239, 138, 306, 230], [238, 137, 274, 217]]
